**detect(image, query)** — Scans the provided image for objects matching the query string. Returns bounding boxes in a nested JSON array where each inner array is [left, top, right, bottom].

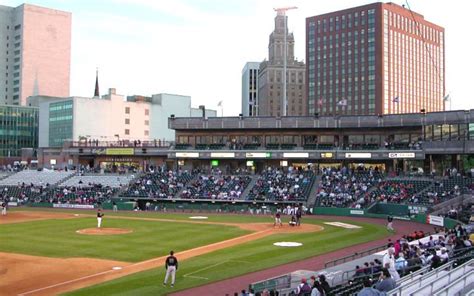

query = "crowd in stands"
[[123, 170, 195, 199], [316, 166, 383, 208], [34, 184, 117, 204], [180, 173, 251, 200], [247, 167, 314, 201], [351, 224, 472, 296]]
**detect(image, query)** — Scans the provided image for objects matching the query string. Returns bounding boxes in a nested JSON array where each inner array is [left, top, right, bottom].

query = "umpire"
[[163, 250, 178, 287]]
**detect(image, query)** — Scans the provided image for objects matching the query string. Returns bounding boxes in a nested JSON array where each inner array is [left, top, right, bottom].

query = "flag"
[[443, 94, 450, 101], [337, 99, 347, 106], [392, 96, 399, 103], [217, 100, 223, 107], [318, 98, 323, 106]]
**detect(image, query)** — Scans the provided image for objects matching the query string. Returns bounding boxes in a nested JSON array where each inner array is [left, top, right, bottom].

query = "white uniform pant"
[[97, 217, 102, 228], [387, 222, 393, 231], [1, 207, 6, 215], [164, 266, 176, 285]]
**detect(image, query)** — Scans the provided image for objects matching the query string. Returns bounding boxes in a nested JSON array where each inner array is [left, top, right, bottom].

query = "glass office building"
[[0, 105, 38, 157]]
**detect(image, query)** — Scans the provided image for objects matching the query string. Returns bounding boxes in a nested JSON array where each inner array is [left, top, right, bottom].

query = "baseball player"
[[274, 212, 282, 227], [97, 209, 104, 228], [163, 250, 178, 287], [1, 200, 6, 216]]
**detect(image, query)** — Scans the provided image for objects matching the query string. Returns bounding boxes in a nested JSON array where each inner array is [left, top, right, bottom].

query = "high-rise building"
[[306, 2, 445, 116], [241, 62, 260, 116], [0, 4, 71, 106], [258, 12, 306, 117]]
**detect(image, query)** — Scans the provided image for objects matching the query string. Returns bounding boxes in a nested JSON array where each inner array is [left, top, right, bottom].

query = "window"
[[144, 130, 149, 136], [145, 120, 149, 126], [125, 107, 130, 114], [125, 118, 130, 124], [125, 129, 130, 135], [145, 109, 149, 116]]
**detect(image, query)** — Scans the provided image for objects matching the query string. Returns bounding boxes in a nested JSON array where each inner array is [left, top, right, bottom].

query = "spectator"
[[383, 247, 400, 281], [357, 279, 381, 296], [318, 274, 331, 295], [374, 269, 396, 292]]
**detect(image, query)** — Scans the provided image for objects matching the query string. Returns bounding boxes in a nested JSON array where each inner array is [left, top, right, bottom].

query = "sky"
[[2, 0, 473, 114]]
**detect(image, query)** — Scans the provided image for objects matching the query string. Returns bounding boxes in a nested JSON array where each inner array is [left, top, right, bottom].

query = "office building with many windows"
[[0, 105, 38, 157], [0, 4, 71, 106], [306, 2, 445, 116], [241, 62, 260, 116]]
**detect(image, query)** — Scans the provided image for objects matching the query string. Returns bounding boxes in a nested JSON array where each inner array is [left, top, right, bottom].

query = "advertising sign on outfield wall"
[[53, 204, 95, 209], [350, 210, 365, 215], [427, 215, 444, 227]]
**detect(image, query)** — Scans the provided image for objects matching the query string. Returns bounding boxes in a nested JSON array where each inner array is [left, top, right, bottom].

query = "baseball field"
[[0, 208, 390, 295]]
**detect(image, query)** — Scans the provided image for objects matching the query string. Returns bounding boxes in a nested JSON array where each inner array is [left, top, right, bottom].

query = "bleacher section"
[[317, 169, 383, 208], [247, 169, 315, 201], [180, 175, 251, 200], [366, 179, 432, 204], [60, 175, 134, 188], [121, 171, 194, 198], [0, 170, 75, 186]]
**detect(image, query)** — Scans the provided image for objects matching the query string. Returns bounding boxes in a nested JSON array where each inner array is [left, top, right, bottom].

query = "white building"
[[0, 4, 71, 106], [29, 89, 216, 147], [241, 62, 260, 116]]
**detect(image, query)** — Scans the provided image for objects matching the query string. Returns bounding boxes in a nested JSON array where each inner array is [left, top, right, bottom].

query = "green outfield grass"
[[0, 216, 249, 262]]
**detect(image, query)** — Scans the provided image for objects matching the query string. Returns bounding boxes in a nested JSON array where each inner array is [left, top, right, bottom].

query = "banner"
[[427, 215, 444, 227], [53, 204, 95, 209], [105, 148, 134, 155], [350, 210, 364, 215]]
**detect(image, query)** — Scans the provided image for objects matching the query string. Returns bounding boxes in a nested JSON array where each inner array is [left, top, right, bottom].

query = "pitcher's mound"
[[76, 228, 133, 235]]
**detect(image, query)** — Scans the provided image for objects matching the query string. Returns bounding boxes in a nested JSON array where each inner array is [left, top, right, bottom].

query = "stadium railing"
[[324, 244, 387, 268]]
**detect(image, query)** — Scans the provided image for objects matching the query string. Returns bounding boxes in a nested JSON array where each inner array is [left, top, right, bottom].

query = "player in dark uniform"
[[163, 250, 178, 287], [296, 206, 302, 226], [97, 209, 104, 228]]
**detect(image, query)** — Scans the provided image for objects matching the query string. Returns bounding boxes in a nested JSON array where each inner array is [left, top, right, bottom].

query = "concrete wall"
[[20, 4, 71, 106], [73, 95, 150, 142], [150, 94, 191, 142]]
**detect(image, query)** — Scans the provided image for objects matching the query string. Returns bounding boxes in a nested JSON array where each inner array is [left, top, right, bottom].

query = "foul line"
[[18, 269, 119, 296], [17, 231, 268, 296], [183, 260, 250, 279]]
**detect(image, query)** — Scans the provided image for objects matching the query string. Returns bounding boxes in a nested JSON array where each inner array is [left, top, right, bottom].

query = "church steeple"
[[94, 68, 100, 97]]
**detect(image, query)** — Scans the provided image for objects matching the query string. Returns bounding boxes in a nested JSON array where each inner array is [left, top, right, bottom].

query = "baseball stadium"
[[1, 110, 474, 295]]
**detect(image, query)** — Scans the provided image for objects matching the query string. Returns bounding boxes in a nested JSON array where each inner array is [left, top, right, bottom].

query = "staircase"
[[305, 174, 321, 208], [241, 175, 259, 200]]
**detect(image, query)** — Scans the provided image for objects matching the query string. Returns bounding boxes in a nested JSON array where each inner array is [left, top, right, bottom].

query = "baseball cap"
[[310, 275, 316, 280], [301, 277, 307, 283]]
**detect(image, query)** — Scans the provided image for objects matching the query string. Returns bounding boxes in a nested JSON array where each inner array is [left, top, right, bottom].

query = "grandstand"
[[120, 171, 194, 198], [247, 168, 315, 201], [60, 175, 134, 188], [0, 169, 74, 186], [181, 174, 251, 200]]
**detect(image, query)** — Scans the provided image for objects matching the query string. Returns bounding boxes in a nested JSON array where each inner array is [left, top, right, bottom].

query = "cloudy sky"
[[3, 0, 472, 114]]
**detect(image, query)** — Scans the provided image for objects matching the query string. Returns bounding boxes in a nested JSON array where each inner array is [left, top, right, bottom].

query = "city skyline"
[[2, 0, 472, 115]]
